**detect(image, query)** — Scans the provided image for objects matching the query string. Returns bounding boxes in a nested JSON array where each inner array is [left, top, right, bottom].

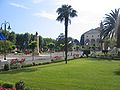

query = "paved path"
[[0, 51, 80, 69]]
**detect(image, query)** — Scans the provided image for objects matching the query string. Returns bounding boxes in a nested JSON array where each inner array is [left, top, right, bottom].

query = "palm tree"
[[100, 9, 120, 51], [100, 9, 119, 40], [56, 4, 77, 64], [48, 42, 55, 59]]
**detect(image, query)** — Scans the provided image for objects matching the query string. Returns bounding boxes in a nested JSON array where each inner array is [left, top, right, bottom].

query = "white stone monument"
[[34, 32, 40, 55]]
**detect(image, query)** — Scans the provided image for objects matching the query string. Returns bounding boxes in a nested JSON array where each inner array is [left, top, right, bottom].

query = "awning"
[[0, 32, 6, 40]]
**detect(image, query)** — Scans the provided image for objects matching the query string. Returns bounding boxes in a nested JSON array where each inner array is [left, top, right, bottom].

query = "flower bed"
[[0, 84, 16, 90], [51, 56, 63, 62], [10, 58, 25, 69], [53, 56, 62, 60], [0, 87, 16, 90], [10, 58, 25, 65]]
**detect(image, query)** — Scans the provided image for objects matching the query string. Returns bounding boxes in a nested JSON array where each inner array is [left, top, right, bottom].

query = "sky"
[[0, 0, 120, 40]]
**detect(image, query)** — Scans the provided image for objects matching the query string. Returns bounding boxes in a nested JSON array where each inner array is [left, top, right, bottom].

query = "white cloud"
[[52, 0, 120, 39], [32, 0, 43, 4], [33, 11, 56, 20], [9, 0, 120, 40], [9, 3, 30, 9]]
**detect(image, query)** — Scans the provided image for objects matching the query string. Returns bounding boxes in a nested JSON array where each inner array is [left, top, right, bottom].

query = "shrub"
[[2, 83, 13, 88], [15, 81, 25, 90], [3, 64, 9, 71], [102, 50, 108, 54], [51, 59, 64, 63], [38, 63, 42, 65], [73, 54, 80, 59], [22, 64, 33, 68], [82, 50, 90, 57], [32, 62, 36, 66]]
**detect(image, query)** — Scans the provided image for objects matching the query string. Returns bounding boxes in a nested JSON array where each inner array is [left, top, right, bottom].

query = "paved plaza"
[[0, 51, 80, 69]]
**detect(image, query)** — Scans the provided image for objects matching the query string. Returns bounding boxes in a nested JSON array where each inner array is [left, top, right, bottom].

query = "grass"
[[0, 58, 120, 90]]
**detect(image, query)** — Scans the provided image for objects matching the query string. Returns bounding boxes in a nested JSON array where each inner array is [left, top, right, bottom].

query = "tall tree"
[[56, 4, 77, 64], [16, 34, 26, 51], [8, 31, 16, 44], [56, 33, 65, 50], [42, 38, 56, 52], [23, 33, 31, 50], [48, 42, 55, 59], [29, 41, 37, 61]]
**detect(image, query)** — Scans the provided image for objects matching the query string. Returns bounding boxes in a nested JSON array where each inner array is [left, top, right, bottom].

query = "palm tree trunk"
[[65, 18, 68, 64], [117, 25, 120, 56], [117, 25, 120, 48]]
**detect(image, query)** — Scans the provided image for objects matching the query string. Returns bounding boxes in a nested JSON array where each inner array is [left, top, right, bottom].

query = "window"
[[96, 38, 100, 43], [85, 39, 90, 43], [91, 39, 95, 45]]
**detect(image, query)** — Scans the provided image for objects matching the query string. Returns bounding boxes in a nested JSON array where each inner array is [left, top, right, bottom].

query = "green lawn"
[[1, 58, 120, 90]]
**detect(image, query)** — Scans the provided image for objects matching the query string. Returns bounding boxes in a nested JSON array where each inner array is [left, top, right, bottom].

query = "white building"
[[80, 27, 101, 50]]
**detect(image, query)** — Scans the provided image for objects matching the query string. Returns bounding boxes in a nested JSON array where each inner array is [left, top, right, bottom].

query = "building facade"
[[80, 27, 101, 50]]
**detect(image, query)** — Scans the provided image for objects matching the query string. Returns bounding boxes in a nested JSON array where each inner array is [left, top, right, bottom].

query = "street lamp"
[[0, 21, 11, 60]]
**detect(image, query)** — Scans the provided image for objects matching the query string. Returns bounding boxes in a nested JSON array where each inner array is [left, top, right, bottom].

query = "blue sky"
[[0, 0, 120, 40]]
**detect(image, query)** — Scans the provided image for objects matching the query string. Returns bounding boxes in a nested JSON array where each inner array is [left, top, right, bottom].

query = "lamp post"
[[0, 21, 11, 60]]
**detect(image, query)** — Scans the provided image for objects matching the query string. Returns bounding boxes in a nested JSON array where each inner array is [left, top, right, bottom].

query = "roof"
[[83, 27, 100, 35]]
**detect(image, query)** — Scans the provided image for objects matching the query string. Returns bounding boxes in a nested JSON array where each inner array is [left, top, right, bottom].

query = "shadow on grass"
[[0, 68, 37, 74], [114, 69, 120, 75], [0, 62, 65, 74], [37, 62, 65, 69]]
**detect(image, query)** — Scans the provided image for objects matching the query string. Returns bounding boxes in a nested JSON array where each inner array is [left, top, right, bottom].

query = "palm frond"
[[56, 15, 64, 23], [56, 4, 77, 24], [101, 8, 119, 40]]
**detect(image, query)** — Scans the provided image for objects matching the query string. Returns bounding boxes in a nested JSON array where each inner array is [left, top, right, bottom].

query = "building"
[[80, 27, 101, 50]]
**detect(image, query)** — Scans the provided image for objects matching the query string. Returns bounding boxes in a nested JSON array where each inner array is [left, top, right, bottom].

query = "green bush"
[[3, 64, 9, 71], [82, 50, 90, 57], [22, 64, 33, 68], [42, 62, 51, 65], [32, 62, 36, 66], [15, 80, 25, 90], [2, 83, 13, 88], [38, 63, 42, 65]]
